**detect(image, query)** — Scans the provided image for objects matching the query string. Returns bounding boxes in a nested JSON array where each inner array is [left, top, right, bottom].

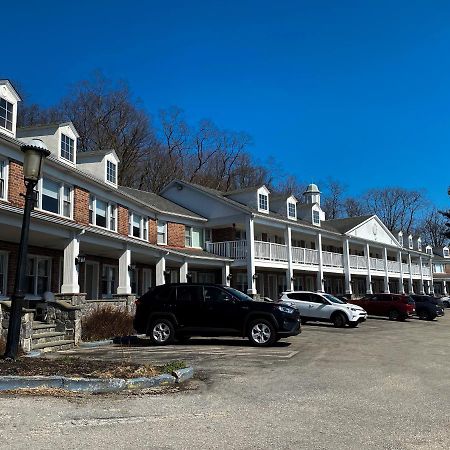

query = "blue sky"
[[5, 1, 450, 207]]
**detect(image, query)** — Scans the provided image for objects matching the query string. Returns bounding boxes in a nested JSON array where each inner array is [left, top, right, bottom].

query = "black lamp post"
[[3, 140, 50, 360]]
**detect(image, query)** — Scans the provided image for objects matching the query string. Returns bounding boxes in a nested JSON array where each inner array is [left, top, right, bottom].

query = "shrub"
[[81, 306, 135, 341]]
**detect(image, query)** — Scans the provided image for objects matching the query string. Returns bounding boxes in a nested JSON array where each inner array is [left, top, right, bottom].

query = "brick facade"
[[73, 186, 90, 225], [167, 222, 185, 247], [212, 227, 236, 242], [8, 160, 26, 208], [149, 219, 157, 244], [118, 205, 129, 236]]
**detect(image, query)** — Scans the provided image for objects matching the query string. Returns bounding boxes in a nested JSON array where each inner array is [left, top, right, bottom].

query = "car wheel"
[[443, 301, 450, 308], [348, 321, 359, 328], [388, 310, 400, 321], [148, 318, 175, 345], [332, 312, 347, 328], [248, 319, 276, 346]]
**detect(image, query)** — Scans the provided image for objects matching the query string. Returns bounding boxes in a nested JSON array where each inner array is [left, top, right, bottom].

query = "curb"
[[79, 339, 114, 348], [0, 367, 194, 394]]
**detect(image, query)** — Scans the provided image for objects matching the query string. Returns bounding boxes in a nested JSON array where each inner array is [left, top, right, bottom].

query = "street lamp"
[[3, 140, 50, 360]]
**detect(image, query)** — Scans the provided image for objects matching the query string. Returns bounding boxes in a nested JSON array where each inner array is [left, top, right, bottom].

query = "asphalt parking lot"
[[1, 315, 450, 449]]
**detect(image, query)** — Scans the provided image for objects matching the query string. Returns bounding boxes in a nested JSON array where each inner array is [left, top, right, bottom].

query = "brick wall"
[[74, 186, 90, 225], [212, 227, 236, 242], [118, 205, 129, 236], [149, 219, 157, 244], [167, 222, 185, 247], [8, 160, 26, 208], [0, 240, 62, 295]]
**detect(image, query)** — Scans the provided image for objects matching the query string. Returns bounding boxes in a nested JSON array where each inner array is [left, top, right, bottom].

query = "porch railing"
[[321, 251, 344, 268], [292, 247, 319, 265], [349, 255, 367, 270], [206, 240, 247, 259], [254, 241, 288, 261]]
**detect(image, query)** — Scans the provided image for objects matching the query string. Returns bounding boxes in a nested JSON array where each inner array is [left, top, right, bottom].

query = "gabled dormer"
[[408, 234, 413, 250], [269, 194, 297, 220], [17, 122, 79, 166], [397, 231, 404, 247], [257, 186, 270, 213], [417, 237, 422, 252], [0, 80, 21, 139], [425, 245, 433, 256], [443, 246, 450, 258], [297, 203, 325, 226], [224, 185, 270, 214], [76, 149, 120, 187], [286, 195, 297, 220]]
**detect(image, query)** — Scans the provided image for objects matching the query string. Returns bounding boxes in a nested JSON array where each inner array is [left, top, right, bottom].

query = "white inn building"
[[0, 79, 437, 305]]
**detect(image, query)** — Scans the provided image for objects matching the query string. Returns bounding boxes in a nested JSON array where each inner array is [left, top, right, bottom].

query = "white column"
[[407, 253, 414, 294], [61, 236, 80, 294], [383, 247, 390, 293], [316, 233, 324, 292], [429, 257, 435, 294], [285, 226, 294, 291], [398, 250, 405, 294], [222, 263, 231, 286], [343, 238, 352, 295], [364, 243, 372, 294], [443, 281, 448, 296], [418, 256, 425, 294], [180, 261, 189, 283], [117, 248, 131, 294], [156, 256, 166, 286], [246, 216, 256, 295]]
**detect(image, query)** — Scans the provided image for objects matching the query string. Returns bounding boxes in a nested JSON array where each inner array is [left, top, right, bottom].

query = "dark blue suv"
[[134, 283, 301, 346]]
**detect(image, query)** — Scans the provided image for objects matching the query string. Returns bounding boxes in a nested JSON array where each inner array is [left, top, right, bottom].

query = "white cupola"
[[303, 183, 321, 206]]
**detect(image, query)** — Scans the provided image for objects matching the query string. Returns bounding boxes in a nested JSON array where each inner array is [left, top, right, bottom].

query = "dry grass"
[[81, 305, 135, 341]]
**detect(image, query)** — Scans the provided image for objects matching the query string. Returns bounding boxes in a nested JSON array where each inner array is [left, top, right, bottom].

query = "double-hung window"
[[288, 202, 296, 219], [89, 195, 117, 231], [0, 97, 13, 131], [0, 159, 7, 200], [313, 210, 320, 225], [258, 193, 268, 212], [60, 134, 74, 162], [38, 178, 73, 218], [101, 265, 117, 298], [0, 252, 7, 296], [129, 212, 148, 240], [185, 227, 204, 248], [26, 256, 51, 296], [444, 248, 449, 257], [408, 236, 413, 249], [106, 160, 117, 184], [157, 220, 167, 245]]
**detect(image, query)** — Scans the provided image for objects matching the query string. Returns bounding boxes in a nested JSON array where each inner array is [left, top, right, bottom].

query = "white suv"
[[280, 291, 367, 328]]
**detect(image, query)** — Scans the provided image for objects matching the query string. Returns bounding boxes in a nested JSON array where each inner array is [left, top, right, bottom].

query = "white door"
[[308, 293, 334, 320]]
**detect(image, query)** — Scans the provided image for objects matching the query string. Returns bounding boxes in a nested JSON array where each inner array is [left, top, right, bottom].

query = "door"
[[286, 292, 312, 317], [174, 285, 205, 329], [204, 286, 243, 332], [142, 269, 152, 295], [308, 293, 335, 319], [85, 262, 99, 300], [267, 274, 277, 300]]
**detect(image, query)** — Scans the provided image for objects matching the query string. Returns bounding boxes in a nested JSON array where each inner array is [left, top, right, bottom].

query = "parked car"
[[279, 291, 367, 328], [440, 296, 450, 308], [133, 283, 301, 346], [350, 294, 415, 321], [410, 295, 444, 320]]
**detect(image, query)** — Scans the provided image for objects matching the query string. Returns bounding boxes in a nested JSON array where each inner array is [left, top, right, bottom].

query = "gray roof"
[[119, 186, 205, 221], [322, 215, 373, 234], [224, 186, 261, 196], [432, 247, 449, 258]]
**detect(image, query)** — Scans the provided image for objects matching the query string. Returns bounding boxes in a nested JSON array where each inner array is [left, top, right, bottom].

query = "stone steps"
[[31, 321, 75, 353], [32, 322, 56, 335], [32, 331, 66, 346], [31, 340, 76, 352]]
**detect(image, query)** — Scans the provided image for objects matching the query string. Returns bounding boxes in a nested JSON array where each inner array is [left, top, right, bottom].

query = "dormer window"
[[107, 160, 117, 184], [60, 134, 74, 162], [258, 193, 268, 212], [426, 247, 432, 255], [444, 248, 449, 257], [0, 98, 13, 132], [288, 202, 296, 219], [417, 239, 422, 251], [408, 236, 413, 249], [313, 210, 320, 225], [398, 233, 403, 247]]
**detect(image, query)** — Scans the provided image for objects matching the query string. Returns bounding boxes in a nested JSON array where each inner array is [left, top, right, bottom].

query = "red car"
[[350, 293, 415, 321]]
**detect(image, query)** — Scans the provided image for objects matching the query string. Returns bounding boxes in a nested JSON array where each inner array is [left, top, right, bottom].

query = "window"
[[0, 159, 7, 200], [204, 286, 233, 303], [185, 227, 204, 247], [398, 233, 404, 247], [106, 160, 117, 184], [157, 220, 167, 244], [408, 236, 413, 249], [258, 193, 268, 211], [89, 195, 116, 231], [129, 212, 148, 240], [288, 202, 296, 219], [176, 285, 203, 303], [0, 97, 13, 131], [204, 228, 212, 243], [60, 134, 74, 162], [26, 256, 51, 296], [313, 210, 320, 225], [101, 265, 117, 298], [0, 252, 7, 296], [426, 247, 432, 255], [37, 178, 72, 218], [444, 248, 449, 257], [417, 240, 422, 251]]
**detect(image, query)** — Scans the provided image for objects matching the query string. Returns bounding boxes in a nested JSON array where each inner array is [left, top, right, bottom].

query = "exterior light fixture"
[[75, 254, 86, 266], [253, 274, 259, 280], [226, 274, 233, 281], [128, 264, 137, 271]]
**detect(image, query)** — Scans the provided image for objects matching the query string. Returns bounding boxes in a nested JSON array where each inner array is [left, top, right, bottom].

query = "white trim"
[[36, 177, 74, 220], [26, 254, 52, 296], [157, 220, 167, 245], [89, 194, 117, 232], [128, 211, 148, 241], [0, 157, 9, 201]]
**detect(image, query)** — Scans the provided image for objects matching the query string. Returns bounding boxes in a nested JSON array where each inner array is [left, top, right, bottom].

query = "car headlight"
[[277, 305, 294, 314], [350, 307, 358, 312]]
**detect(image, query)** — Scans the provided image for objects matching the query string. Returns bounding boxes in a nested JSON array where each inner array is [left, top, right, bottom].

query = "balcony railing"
[[205, 241, 429, 277]]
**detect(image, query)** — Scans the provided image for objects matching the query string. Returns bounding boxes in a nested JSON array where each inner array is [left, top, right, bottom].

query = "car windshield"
[[223, 287, 253, 302], [323, 294, 346, 304]]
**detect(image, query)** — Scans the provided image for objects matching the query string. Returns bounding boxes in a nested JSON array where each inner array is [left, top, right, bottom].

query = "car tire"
[[388, 310, 400, 321], [348, 321, 359, 328], [443, 301, 450, 308], [332, 312, 347, 328], [148, 318, 175, 345], [247, 319, 276, 347]]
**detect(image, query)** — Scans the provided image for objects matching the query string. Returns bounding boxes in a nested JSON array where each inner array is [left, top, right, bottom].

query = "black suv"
[[410, 295, 445, 321], [133, 283, 301, 346]]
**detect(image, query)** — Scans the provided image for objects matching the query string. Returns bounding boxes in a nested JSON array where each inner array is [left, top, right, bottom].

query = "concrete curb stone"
[[79, 339, 114, 348], [172, 367, 194, 383]]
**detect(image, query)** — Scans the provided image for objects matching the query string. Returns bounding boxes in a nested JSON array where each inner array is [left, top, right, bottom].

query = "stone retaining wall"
[[0, 303, 35, 352]]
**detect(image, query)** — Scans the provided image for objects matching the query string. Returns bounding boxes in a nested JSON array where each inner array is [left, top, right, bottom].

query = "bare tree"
[[321, 178, 346, 219], [418, 208, 449, 247], [363, 187, 428, 233], [344, 197, 367, 217]]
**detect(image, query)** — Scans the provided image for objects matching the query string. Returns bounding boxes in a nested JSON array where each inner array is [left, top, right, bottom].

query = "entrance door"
[[142, 269, 152, 295], [267, 274, 278, 300], [85, 262, 99, 300]]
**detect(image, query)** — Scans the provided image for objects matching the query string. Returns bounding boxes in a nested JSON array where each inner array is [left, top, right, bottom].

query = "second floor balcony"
[[206, 240, 430, 276]]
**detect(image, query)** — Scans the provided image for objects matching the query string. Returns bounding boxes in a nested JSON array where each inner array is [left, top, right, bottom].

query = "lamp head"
[[21, 140, 50, 182]]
